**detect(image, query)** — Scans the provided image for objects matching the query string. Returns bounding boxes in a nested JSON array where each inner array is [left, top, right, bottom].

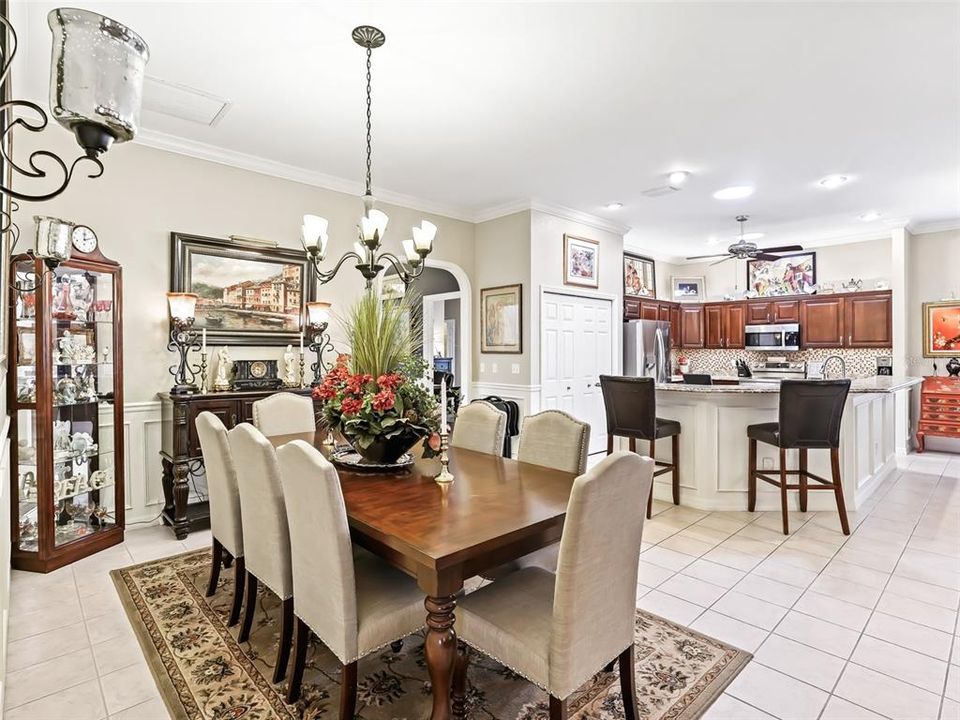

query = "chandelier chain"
[[365, 46, 373, 198]]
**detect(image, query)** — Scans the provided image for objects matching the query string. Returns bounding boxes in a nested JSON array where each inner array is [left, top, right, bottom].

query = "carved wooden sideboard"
[[916, 376, 960, 453], [158, 388, 317, 538]]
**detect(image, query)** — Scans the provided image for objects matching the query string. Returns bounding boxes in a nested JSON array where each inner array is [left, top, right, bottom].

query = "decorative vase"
[[349, 427, 426, 465]]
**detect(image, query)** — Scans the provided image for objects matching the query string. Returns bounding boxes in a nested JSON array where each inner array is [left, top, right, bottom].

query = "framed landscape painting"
[[624, 253, 656, 298], [481, 284, 522, 354], [747, 251, 817, 297], [170, 233, 315, 346], [923, 300, 960, 357], [564, 234, 600, 288]]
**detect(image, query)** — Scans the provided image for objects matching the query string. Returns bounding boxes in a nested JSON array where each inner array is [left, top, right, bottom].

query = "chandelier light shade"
[[48, 8, 150, 157], [166, 292, 198, 323], [306, 301, 332, 328], [33, 215, 73, 264], [301, 26, 436, 289]]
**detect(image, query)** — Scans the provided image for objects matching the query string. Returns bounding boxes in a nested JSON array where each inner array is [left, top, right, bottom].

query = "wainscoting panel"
[[122, 402, 166, 525]]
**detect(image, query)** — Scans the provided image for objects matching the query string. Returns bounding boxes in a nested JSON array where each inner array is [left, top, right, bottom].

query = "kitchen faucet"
[[822, 355, 846, 379]]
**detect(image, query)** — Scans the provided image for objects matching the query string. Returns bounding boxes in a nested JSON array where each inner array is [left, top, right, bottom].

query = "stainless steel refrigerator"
[[624, 319, 672, 383]]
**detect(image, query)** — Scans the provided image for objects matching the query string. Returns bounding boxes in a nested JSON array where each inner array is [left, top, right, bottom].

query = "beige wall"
[[473, 211, 531, 384], [26, 132, 476, 402], [907, 228, 960, 376]]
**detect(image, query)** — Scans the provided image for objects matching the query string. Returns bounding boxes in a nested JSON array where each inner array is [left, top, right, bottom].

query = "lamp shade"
[[412, 220, 437, 252], [301, 214, 329, 257], [401, 239, 419, 263], [33, 216, 73, 262], [306, 301, 331, 327], [48, 8, 150, 156], [166, 292, 198, 321], [361, 208, 389, 242]]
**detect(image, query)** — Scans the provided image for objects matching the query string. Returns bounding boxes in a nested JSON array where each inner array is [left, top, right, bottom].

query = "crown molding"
[[473, 198, 630, 236], [471, 199, 533, 224], [910, 218, 960, 235], [134, 129, 478, 223]]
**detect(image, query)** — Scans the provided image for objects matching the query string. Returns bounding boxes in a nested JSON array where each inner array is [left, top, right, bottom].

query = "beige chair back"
[[252, 392, 316, 437], [549, 451, 654, 699], [195, 412, 244, 558], [277, 440, 359, 663], [451, 401, 507, 455], [517, 410, 590, 475], [228, 423, 293, 600]]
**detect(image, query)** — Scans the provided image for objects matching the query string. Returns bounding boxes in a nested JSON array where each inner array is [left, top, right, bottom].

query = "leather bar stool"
[[682, 374, 713, 385], [747, 379, 852, 535], [600, 375, 680, 518]]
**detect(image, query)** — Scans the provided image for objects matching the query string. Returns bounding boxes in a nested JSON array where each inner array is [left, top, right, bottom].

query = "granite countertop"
[[657, 376, 923, 394]]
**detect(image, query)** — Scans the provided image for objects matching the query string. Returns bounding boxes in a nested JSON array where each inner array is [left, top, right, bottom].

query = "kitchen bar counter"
[[658, 376, 922, 394], [637, 376, 921, 513]]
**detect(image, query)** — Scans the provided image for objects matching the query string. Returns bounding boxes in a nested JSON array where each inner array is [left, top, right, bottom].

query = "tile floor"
[[3, 451, 958, 719]]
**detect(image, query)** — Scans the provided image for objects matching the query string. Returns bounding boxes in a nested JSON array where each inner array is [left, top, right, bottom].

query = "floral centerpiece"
[[313, 290, 441, 465]]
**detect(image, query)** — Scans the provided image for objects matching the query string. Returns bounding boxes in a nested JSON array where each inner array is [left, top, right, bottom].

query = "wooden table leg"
[[425, 594, 458, 720], [172, 461, 191, 540]]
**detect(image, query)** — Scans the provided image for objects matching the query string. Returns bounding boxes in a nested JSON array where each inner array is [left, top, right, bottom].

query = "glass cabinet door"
[[50, 266, 118, 548], [13, 259, 39, 551]]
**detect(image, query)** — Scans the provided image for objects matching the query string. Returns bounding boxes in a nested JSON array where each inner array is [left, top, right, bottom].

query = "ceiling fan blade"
[[686, 253, 730, 260], [753, 253, 783, 261], [757, 245, 803, 253], [710, 256, 735, 267]]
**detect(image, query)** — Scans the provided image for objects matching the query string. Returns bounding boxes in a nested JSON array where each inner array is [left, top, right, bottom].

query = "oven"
[[744, 323, 801, 352]]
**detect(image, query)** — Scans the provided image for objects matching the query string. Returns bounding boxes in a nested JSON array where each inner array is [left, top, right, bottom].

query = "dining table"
[[265, 430, 579, 720]]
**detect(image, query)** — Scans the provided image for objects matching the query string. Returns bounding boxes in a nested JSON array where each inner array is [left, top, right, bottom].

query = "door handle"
[[848, 334, 852, 345]]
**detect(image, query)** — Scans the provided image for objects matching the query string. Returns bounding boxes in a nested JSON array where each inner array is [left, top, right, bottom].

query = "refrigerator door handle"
[[655, 326, 666, 383]]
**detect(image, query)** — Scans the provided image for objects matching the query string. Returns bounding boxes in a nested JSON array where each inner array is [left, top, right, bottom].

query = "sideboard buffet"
[[916, 376, 960, 452]]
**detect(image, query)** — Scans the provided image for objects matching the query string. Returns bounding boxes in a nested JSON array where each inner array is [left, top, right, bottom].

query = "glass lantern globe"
[[47, 8, 150, 157], [33, 216, 73, 265]]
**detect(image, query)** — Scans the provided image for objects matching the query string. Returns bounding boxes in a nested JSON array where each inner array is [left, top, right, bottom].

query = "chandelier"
[[300, 26, 436, 289]]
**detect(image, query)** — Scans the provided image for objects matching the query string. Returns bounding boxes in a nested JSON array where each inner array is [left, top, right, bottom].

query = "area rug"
[[111, 550, 751, 720]]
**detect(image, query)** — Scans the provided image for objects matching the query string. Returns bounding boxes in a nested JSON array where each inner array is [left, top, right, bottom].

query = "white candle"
[[202, 328, 207, 351], [440, 377, 447, 432], [299, 331, 304, 354]]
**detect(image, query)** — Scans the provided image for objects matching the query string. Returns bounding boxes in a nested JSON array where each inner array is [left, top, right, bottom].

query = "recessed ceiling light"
[[713, 186, 754, 200], [740, 232, 765, 241], [859, 210, 882, 222], [819, 174, 850, 189], [604, 202, 623, 210], [668, 171, 689, 187]]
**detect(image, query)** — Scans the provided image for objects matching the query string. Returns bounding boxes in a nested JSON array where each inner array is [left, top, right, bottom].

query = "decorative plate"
[[330, 449, 414, 473]]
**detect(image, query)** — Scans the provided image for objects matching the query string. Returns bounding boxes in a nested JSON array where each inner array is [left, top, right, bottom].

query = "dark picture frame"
[[480, 284, 522, 354], [624, 252, 656, 299], [170, 232, 315, 346], [747, 251, 817, 297]]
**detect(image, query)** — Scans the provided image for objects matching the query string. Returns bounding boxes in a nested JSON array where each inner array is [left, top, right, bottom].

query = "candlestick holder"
[[307, 322, 336, 386], [435, 432, 454, 485], [299, 351, 306, 388], [167, 317, 201, 395], [199, 350, 208, 393]]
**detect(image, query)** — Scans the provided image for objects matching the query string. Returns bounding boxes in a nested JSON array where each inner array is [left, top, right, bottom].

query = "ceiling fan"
[[687, 215, 803, 266]]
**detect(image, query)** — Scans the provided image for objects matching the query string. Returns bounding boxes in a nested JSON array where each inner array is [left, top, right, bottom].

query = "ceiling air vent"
[[141, 76, 232, 126]]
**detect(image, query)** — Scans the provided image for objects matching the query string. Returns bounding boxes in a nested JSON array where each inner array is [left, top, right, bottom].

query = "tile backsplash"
[[671, 347, 892, 378]]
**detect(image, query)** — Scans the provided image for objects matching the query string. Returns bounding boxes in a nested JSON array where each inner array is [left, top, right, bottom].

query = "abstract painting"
[[564, 234, 600, 288], [747, 251, 817, 297], [481, 284, 522, 353]]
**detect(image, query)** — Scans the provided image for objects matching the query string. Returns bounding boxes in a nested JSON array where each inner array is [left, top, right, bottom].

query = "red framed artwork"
[[923, 300, 960, 356]]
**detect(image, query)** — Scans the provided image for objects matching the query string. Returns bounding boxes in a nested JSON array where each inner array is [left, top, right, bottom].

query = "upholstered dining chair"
[[227, 423, 294, 685], [450, 400, 507, 455], [195, 412, 245, 627], [277, 440, 426, 714], [484, 410, 591, 578], [251, 392, 316, 437], [452, 451, 655, 720]]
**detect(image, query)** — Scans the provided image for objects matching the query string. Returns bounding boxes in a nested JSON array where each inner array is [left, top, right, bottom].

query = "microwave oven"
[[744, 323, 801, 352]]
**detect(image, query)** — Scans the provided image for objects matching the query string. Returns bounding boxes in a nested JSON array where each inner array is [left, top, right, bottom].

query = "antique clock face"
[[249, 361, 268, 379], [71, 225, 98, 253]]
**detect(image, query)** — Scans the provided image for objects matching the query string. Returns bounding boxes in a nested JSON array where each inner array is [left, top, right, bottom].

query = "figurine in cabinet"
[[55, 377, 78, 405], [214, 346, 232, 391]]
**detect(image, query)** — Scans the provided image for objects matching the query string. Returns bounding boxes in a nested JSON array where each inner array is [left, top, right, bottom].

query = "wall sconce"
[[305, 300, 335, 386], [166, 292, 200, 395]]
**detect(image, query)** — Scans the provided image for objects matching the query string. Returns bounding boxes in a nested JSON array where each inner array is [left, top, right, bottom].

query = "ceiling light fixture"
[[819, 174, 850, 189], [604, 202, 623, 210], [668, 171, 689, 187], [713, 186, 754, 200], [859, 211, 882, 222], [300, 26, 435, 289]]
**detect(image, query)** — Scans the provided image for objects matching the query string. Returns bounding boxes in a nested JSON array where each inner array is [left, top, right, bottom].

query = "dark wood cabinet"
[[772, 300, 800, 323], [670, 305, 681, 348], [624, 297, 640, 320], [640, 301, 660, 321], [845, 292, 892, 347], [704, 303, 744, 348], [680, 305, 705, 348], [800, 296, 846, 348], [704, 304, 724, 348], [658, 304, 672, 322], [159, 388, 317, 539]]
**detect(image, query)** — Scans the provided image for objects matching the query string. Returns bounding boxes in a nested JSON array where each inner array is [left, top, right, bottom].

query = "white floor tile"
[[885, 575, 960, 611], [4, 646, 99, 710], [754, 634, 846, 691], [681, 559, 746, 589], [99, 662, 161, 716], [637, 560, 676, 587], [947, 664, 960, 703], [659, 532, 717, 557], [943, 698, 960, 720], [690, 610, 770, 653], [775, 611, 861, 659], [852, 635, 948, 694], [876, 590, 958, 633], [864, 611, 954, 661], [702, 693, 776, 719], [734, 574, 804, 608], [2, 679, 106, 720], [659, 573, 728, 606], [636, 589, 705, 626], [820, 696, 888, 720], [793, 590, 872, 631], [808, 575, 882, 609], [109, 696, 170, 720], [752, 557, 819, 589], [711, 591, 788, 631], [727, 662, 829, 719], [834, 663, 942, 720], [640, 545, 697, 571], [5, 620, 90, 673]]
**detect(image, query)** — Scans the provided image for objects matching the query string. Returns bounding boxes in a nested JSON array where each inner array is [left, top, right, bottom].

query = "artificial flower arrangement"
[[312, 290, 441, 464]]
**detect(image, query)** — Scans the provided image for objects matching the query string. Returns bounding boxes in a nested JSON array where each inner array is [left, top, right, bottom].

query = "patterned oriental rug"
[[111, 550, 751, 720]]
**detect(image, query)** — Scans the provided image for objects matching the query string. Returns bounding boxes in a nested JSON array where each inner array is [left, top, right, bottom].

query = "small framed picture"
[[481, 284, 522, 354], [564, 234, 600, 288], [923, 300, 960, 357], [16, 328, 35, 365], [671, 276, 706, 303], [623, 253, 656, 298]]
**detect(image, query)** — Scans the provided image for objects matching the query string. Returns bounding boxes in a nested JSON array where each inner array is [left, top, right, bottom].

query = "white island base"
[[633, 378, 921, 513]]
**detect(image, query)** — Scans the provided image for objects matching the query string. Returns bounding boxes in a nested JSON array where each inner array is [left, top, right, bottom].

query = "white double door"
[[541, 291, 614, 454]]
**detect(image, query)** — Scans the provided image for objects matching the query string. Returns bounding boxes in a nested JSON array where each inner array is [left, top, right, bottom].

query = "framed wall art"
[[170, 232, 315, 346], [480, 284, 522, 354], [564, 234, 600, 288], [923, 300, 960, 357], [624, 252, 656, 298], [671, 276, 705, 302], [747, 251, 817, 297]]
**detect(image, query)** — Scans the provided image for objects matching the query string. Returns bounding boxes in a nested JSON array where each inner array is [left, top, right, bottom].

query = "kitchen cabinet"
[[624, 297, 640, 320], [704, 303, 744, 348], [640, 301, 660, 321], [680, 305, 705, 348], [744, 299, 800, 324], [670, 305, 681, 348], [845, 292, 892, 347], [799, 296, 845, 348]]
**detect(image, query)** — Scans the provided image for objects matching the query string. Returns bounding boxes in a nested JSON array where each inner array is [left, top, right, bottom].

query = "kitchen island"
[[640, 376, 922, 512]]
